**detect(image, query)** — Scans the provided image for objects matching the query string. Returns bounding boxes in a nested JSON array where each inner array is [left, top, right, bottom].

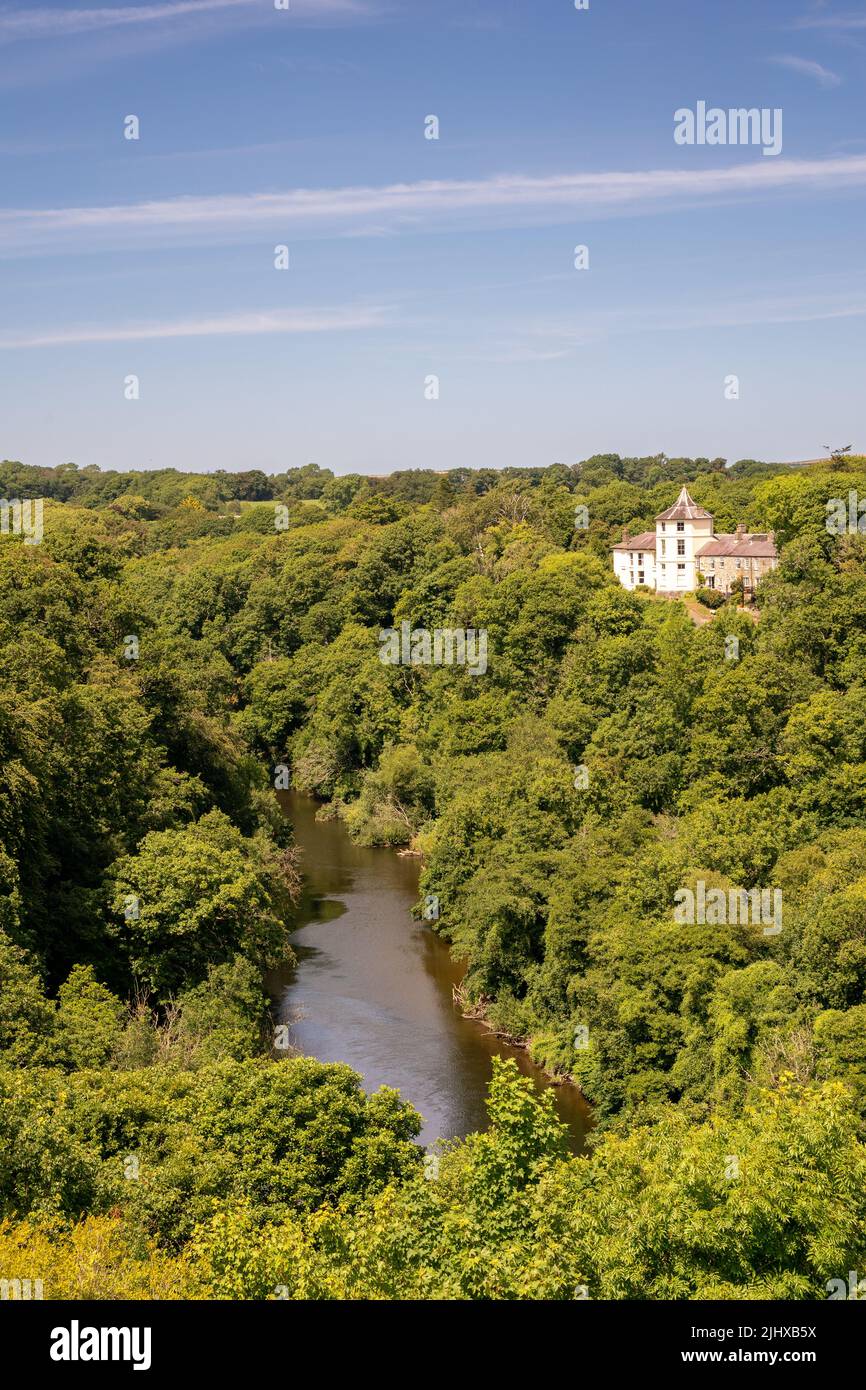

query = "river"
[[269, 792, 590, 1150]]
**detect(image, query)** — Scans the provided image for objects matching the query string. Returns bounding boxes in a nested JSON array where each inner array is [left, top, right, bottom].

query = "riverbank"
[[452, 983, 587, 1098], [271, 791, 591, 1150]]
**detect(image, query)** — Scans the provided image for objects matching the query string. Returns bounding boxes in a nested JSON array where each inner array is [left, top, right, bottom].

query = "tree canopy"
[[3, 451, 866, 1299]]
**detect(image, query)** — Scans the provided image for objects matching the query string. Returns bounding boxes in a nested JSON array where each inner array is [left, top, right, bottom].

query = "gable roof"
[[655, 486, 713, 522], [697, 533, 777, 559], [611, 531, 656, 553]]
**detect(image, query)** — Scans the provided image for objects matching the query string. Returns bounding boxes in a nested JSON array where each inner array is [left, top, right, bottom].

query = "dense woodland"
[[3, 450, 866, 1299]]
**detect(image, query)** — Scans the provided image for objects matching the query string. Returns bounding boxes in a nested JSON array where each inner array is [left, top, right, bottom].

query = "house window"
[[677, 563, 685, 571], [638, 571, 644, 584], [677, 539, 685, 556], [676, 522, 684, 532], [660, 523, 666, 532], [660, 540, 666, 556]]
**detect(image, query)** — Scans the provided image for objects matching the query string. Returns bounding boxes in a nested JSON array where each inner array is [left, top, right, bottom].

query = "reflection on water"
[[269, 792, 590, 1150]]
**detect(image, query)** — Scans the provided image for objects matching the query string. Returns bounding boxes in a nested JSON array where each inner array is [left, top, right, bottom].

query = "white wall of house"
[[612, 550, 633, 588], [613, 546, 656, 590], [654, 515, 712, 592]]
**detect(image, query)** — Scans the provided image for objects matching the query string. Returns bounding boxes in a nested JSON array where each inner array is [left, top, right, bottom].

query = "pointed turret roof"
[[655, 486, 713, 522]]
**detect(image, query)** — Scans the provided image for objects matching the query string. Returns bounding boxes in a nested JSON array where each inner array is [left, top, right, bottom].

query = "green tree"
[[108, 810, 294, 995]]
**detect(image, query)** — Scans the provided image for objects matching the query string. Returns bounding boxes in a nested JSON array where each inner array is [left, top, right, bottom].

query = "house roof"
[[697, 533, 777, 559], [612, 531, 656, 553], [655, 486, 713, 522]]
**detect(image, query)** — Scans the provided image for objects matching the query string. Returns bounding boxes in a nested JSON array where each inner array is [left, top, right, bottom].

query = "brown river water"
[[269, 792, 590, 1150]]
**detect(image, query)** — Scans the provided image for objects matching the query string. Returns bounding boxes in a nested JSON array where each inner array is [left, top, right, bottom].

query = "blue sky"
[[1, 0, 865, 475]]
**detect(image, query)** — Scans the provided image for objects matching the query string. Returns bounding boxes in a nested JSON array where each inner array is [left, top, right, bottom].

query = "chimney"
[[767, 530, 775, 546], [622, 526, 630, 543], [735, 523, 745, 540]]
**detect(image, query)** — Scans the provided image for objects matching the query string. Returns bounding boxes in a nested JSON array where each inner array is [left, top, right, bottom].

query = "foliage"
[[189, 1063, 866, 1301], [694, 586, 727, 610], [4, 452, 866, 1300]]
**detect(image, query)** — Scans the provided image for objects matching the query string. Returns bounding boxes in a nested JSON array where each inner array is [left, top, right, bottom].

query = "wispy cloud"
[[0, 304, 388, 349], [271, 53, 364, 76], [0, 0, 369, 43], [481, 290, 866, 364], [465, 344, 574, 365], [795, 9, 866, 29], [624, 293, 866, 335], [3, 156, 866, 251], [0, 0, 251, 41], [770, 53, 842, 86]]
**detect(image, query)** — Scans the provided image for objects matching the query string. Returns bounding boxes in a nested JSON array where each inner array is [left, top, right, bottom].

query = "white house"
[[612, 529, 657, 591], [611, 486, 778, 595]]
